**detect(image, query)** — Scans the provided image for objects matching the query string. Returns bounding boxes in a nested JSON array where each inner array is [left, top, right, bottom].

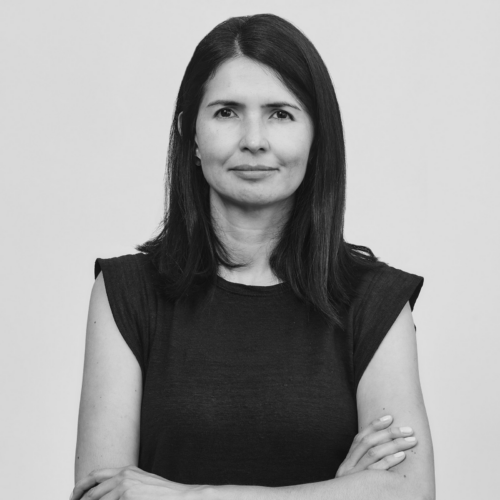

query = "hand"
[[70, 465, 208, 500], [335, 415, 417, 478]]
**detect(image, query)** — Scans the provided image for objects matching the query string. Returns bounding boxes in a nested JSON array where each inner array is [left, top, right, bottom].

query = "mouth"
[[230, 165, 279, 171]]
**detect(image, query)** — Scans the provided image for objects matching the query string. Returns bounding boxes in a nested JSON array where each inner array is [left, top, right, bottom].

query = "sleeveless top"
[[94, 253, 423, 487]]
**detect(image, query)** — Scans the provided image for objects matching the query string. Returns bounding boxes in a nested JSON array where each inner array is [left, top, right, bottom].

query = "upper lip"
[[230, 165, 278, 171]]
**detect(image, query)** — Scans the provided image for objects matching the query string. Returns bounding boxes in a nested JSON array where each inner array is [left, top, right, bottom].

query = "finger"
[[354, 436, 418, 471], [359, 425, 414, 453], [71, 468, 124, 500], [82, 476, 137, 500], [346, 424, 414, 467], [343, 415, 393, 463], [76, 466, 169, 500], [355, 415, 394, 443], [101, 485, 127, 500], [81, 478, 118, 500], [368, 451, 406, 471]]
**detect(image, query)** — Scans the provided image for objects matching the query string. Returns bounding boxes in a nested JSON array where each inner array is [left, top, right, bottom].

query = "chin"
[[235, 195, 292, 209]]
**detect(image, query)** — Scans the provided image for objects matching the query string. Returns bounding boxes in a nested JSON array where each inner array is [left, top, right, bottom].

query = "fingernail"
[[394, 451, 405, 458], [405, 436, 416, 442], [400, 426, 412, 435], [379, 415, 392, 422]]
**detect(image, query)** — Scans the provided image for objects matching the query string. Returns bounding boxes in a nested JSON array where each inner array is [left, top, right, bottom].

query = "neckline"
[[216, 275, 289, 296]]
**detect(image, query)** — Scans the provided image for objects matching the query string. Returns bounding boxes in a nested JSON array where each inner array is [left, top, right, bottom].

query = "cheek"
[[198, 130, 234, 189], [197, 126, 234, 165], [275, 131, 312, 172]]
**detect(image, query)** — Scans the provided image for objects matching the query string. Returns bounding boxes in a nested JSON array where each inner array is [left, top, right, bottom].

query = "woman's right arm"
[[74, 272, 142, 484]]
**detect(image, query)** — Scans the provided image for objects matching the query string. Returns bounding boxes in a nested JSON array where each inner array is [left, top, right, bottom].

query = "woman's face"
[[195, 57, 314, 211]]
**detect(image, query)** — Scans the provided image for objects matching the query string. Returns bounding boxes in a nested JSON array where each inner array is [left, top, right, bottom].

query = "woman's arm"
[[206, 301, 435, 500], [74, 272, 142, 483], [355, 300, 435, 496]]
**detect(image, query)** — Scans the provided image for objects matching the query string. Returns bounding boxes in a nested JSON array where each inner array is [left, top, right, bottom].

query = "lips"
[[230, 165, 278, 171]]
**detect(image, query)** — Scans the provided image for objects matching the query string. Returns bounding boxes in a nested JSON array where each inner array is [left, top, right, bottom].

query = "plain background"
[[1, 1, 498, 498]]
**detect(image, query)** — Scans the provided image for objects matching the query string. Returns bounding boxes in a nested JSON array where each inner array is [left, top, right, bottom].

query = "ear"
[[193, 129, 200, 160], [194, 137, 200, 159], [178, 111, 201, 161], [177, 112, 183, 136]]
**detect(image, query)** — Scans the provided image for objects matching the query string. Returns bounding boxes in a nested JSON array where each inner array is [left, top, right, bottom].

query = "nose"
[[239, 117, 269, 153]]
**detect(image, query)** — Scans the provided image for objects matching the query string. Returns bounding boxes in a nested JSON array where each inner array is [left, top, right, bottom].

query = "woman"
[[72, 14, 435, 500]]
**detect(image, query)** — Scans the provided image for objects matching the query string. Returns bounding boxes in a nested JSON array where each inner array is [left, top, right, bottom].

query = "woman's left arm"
[[353, 300, 435, 497]]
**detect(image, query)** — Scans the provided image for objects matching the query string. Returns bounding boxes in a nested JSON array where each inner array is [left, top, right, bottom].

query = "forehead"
[[202, 57, 298, 103]]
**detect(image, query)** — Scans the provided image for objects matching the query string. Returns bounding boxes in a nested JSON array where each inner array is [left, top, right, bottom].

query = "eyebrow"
[[206, 100, 302, 111]]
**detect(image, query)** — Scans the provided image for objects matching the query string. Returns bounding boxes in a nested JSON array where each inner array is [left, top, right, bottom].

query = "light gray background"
[[1, 1, 498, 498]]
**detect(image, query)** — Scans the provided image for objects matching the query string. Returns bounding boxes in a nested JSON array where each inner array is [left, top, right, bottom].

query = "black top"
[[94, 253, 423, 487]]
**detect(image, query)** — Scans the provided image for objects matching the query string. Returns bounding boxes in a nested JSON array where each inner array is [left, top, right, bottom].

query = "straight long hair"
[[138, 14, 383, 329]]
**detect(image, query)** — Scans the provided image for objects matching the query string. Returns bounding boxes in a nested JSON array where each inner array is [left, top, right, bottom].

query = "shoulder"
[[94, 252, 158, 280], [94, 252, 162, 299], [351, 261, 424, 315], [348, 260, 424, 389], [90, 252, 167, 377]]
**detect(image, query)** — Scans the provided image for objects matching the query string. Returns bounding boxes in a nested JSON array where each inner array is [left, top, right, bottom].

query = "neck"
[[210, 191, 292, 286]]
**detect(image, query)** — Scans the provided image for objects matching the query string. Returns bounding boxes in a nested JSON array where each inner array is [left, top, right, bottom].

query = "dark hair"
[[138, 13, 383, 328]]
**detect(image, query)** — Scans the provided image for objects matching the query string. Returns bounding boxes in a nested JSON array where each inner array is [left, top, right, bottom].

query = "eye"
[[272, 110, 293, 121], [214, 108, 235, 118]]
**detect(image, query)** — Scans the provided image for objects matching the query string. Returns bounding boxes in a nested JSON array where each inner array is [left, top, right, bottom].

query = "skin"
[[72, 56, 434, 500], [193, 56, 314, 285]]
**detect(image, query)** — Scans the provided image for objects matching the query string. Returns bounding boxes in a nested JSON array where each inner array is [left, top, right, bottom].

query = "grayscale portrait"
[[2, 2, 498, 500]]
